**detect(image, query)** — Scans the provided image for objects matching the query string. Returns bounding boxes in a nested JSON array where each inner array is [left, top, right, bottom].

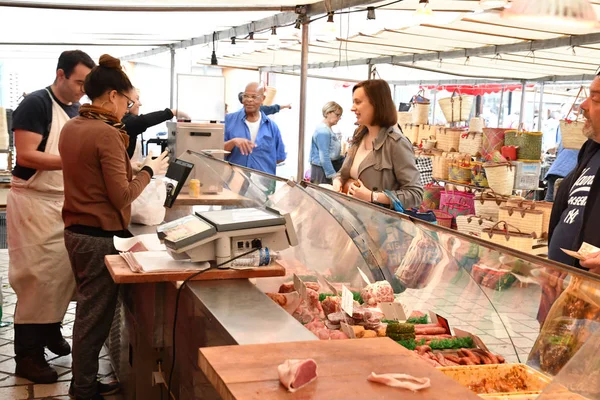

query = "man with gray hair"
[[224, 82, 286, 174]]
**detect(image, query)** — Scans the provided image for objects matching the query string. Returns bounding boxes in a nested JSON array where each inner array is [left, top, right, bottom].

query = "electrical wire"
[[166, 246, 261, 398], [309, 0, 406, 23]]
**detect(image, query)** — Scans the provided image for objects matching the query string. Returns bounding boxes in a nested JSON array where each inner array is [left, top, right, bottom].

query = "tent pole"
[[498, 85, 505, 128], [368, 63, 373, 80], [297, 21, 309, 182], [169, 46, 176, 109], [537, 82, 545, 131], [432, 86, 437, 124], [518, 80, 526, 128]]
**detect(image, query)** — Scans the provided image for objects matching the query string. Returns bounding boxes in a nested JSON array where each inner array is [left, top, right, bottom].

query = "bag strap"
[[566, 86, 588, 120]]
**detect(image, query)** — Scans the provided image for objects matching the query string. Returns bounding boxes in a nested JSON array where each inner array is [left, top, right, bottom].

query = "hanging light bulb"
[[503, 0, 599, 32], [266, 26, 281, 50], [210, 32, 218, 66], [415, 0, 434, 18], [244, 32, 257, 54], [319, 11, 338, 40]]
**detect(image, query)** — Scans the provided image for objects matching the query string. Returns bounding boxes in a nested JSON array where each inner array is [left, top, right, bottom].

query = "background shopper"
[[333, 79, 423, 209], [310, 101, 344, 184]]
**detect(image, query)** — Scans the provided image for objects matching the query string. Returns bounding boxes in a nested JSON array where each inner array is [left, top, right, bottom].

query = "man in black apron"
[[8, 50, 95, 383]]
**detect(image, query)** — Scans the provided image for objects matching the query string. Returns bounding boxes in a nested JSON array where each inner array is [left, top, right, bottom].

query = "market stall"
[[108, 151, 600, 400]]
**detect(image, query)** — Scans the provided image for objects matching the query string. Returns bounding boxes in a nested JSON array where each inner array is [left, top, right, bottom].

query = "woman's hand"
[[347, 179, 372, 201], [332, 178, 342, 192], [581, 251, 600, 275]]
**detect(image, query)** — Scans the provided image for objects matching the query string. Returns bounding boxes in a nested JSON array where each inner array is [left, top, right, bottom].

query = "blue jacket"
[[309, 122, 342, 178], [546, 127, 579, 179], [224, 109, 286, 175]]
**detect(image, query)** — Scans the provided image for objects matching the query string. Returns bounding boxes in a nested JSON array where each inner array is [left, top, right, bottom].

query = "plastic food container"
[[438, 364, 551, 399]]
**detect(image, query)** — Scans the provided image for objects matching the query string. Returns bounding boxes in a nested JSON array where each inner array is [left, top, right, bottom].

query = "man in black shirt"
[[8, 51, 95, 384], [121, 89, 188, 158], [538, 74, 600, 325]]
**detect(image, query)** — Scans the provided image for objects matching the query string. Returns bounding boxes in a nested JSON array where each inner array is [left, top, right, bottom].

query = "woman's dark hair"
[[84, 54, 133, 101], [350, 79, 398, 145]]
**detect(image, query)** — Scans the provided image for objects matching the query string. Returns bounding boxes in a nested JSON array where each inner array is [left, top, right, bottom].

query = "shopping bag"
[[130, 179, 167, 226]]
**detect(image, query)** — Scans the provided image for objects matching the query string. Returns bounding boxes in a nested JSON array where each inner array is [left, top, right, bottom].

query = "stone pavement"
[[0, 250, 124, 400]]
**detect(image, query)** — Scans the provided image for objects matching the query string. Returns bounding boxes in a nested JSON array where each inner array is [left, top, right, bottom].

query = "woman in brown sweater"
[[59, 54, 168, 400]]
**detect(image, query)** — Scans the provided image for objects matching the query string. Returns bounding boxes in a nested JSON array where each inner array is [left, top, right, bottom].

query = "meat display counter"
[[109, 152, 600, 400]]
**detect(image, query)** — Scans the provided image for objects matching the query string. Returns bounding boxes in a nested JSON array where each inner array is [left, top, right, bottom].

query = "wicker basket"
[[418, 125, 439, 145], [560, 119, 587, 150], [433, 210, 453, 228], [432, 151, 450, 180], [482, 221, 536, 254], [401, 123, 420, 145], [484, 162, 515, 196], [469, 116, 484, 133], [474, 191, 508, 220], [448, 160, 472, 184], [482, 128, 508, 158], [456, 215, 495, 237], [504, 130, 543, 161], [459, 132, 483, 156], [498, 206, 544, 237], [397, 111, 413, 127], [412, 103, 429, 125], [471, 162, 489, 187], [439, 91, 475, 122], [437, 128, 464, 152], [506, 199, 553, 238]]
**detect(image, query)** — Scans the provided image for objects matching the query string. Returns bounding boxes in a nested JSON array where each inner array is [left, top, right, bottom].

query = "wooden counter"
[[199, 337, 480, 400], [104, 254, 286, 284], [174, 189, 248, 206]]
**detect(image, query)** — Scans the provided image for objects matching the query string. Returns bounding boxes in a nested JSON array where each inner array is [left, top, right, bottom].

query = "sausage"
[[456, 349, 465, 357], [436, 353, 447, 367], [459, 357, 476, 366], [444, 355, 461, 363], [486, 352, 499, 364], [480, 355, 492, 365], [496, 355, 505, 364], [421, 345, 432, 354], [423, 358, 439, 368], [445, 359, 460, 366], [462, 349, 480, 364]]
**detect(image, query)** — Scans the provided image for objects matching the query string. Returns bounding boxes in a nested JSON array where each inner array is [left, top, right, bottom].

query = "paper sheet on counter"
[[114, 234, 166, 252], [120, 251, 210, 273]]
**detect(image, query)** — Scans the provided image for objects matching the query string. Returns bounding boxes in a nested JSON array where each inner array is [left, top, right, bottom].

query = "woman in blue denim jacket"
[[309, 101, 344, 184]]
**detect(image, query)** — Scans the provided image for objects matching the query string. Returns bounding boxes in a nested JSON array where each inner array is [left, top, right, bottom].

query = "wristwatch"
[[372, 191, 380, 203]]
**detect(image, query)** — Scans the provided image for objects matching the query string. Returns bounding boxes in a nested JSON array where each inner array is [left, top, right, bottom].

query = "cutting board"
[[199, 338, 480, 400], [104, 255, 285, 284]]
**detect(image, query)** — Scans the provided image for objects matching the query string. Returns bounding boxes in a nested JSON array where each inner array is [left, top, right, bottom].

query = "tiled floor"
[[0, 250, 124, 400]]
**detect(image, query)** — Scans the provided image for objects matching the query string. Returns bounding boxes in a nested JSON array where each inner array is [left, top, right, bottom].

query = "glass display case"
[[115, 151, 600, 400], [190, 151, 600, 370]]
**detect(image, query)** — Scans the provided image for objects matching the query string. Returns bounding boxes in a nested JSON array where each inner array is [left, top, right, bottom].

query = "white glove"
[[143, 150, 170, 176]]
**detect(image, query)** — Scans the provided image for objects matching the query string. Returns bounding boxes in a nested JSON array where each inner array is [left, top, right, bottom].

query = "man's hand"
[[281, 104, 292, 110], [347, 179, 372, 202], [229, 138, 256, 155], [581, 251, 600, 274], [171, 109, 190, 120]]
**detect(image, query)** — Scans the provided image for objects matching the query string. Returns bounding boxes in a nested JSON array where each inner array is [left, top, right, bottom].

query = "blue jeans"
[[545, 175, 559, 202]]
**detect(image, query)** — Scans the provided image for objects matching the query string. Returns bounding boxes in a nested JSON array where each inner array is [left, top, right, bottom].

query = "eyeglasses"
[[242, 93, 263, 101], [119, 92, 135, 109]]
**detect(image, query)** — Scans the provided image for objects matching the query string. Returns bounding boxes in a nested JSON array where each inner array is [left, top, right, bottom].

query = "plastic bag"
[[130, 179, 167, 226], [528, 276, 600, 376], [395, 229, 444, 289]]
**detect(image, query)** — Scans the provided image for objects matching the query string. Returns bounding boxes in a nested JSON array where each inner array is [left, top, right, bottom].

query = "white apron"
[[7, 89, 76, 324]]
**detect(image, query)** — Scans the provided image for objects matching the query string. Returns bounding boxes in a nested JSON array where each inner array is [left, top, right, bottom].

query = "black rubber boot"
[[15, 352, 58, 384], [46, 323, 71, 357]]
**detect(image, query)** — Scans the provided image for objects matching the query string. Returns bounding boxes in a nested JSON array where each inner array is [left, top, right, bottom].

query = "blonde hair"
[[322, 101, 343, 118]]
